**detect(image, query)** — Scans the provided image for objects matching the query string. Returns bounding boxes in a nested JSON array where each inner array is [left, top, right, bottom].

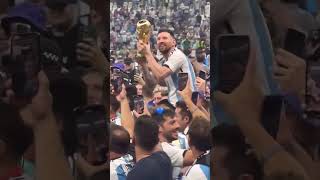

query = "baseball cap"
[[1, 2, 46, 35]]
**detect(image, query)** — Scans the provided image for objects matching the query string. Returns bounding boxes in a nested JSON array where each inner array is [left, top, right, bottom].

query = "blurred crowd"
[[0, 0, 108, 180], [213, 0, 320, 180], [110, 0, 210, 64]]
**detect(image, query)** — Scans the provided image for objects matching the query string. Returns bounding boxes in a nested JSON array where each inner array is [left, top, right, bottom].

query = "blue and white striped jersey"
[[183, 164, 210, 180], [110, 154, 134, 180]]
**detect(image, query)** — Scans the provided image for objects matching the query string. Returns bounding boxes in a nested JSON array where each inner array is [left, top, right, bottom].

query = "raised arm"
[[214, 49, 310, 179], [116, 84, 135, 138], [20, 71, 73, 180]]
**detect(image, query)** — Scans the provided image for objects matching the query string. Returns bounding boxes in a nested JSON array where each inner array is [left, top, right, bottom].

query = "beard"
[[163, 130, 178, 142], [158, 44, 172, 55]]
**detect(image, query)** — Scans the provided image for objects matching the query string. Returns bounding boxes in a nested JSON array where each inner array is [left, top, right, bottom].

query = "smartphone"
[[305, 65, 320, 120], [215, 35, 250, 93], [133, 95, 144, 114], [112, 76, 123, 95], [192, 91, 199, 105], [261, 95, 283, 139], [79, 25, 96, 41], [178, 73, 189, 91], [284, 28, 306, 58], [199, 70, 206, 80], [8, 33, 41, 98]]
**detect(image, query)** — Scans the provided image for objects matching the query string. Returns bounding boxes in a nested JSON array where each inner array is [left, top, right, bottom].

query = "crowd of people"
[[110, 0, 210, 67], [0, 0, 108, 180], [2, 0, 320, 180], [213, 0, 320, 180], [110, 0, 211, 180]]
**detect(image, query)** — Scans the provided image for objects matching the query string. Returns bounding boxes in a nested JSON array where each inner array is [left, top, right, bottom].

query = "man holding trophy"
[[136, 19, 196, 105]]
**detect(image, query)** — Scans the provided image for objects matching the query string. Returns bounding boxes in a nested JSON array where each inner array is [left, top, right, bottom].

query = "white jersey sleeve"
[[183, 164, 210, 180], [161, 142, 185, 167], [164, 52, 185, 73]]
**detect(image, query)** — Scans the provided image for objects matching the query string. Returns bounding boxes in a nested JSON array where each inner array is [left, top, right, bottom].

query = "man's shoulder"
[[111, 154, 134, 166], [128, 152, 171, 179], [168, 48, 187, 60]]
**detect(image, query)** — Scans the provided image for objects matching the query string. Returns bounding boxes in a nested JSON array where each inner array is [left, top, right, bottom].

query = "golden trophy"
[[136, 19, 152, 62]]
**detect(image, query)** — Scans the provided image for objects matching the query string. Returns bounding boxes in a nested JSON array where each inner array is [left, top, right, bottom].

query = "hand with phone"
[[19, 71, 53, 127], [196, 77, 206, 93], [5, 33, 41, 102], [273, 49, 306, 102], [115, 84, 127, 102], [76, 38, 107, 73], [133, 95, 144, 114], [215, 35, 250, 93], [178, 72, 189, 91], [134, 74, 145, 86], [284, 28, 306, 58], [177, 76, 192, 101], [214, 46, 264, 121]]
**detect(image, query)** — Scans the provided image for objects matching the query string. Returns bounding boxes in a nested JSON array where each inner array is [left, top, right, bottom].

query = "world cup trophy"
[[136, 19, 152, 61]]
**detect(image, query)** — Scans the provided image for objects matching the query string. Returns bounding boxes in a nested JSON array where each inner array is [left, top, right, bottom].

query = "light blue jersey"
[[110, 154, 134, 180]]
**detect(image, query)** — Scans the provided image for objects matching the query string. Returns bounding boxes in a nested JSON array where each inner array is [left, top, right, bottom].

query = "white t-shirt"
[[183, 164, 210, 180], [161, 142, 186, 179], [160, 48, 196, 105], [110, 154, 134, 180], [183, 151, 210, 180]]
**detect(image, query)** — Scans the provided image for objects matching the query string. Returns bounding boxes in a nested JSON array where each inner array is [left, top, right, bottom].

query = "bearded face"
[[157, 32, 175, 55]]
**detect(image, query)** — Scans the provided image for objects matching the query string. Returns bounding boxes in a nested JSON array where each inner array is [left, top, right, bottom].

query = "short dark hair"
[[188, 117, 211, 151], [211, 124, 263, 180], [110, 124, 130, 155], [157, 99, 175, 111], [176, 101, 192, 124], [134, 115, 159, 151], [152, 108, 175, 126], [158, 29, 175, 39], [0, 102, 33, 159]]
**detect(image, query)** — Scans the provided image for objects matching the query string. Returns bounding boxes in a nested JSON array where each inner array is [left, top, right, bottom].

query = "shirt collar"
[[184, 126, 189, 135]]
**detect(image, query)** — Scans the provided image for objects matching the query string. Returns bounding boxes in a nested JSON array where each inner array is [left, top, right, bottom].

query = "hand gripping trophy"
[[136, 19, 152, 62]]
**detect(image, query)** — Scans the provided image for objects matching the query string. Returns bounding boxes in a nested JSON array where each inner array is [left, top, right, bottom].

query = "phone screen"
[[217, 35, 250, 93], [261, 95, 283, 139], [134, 95, 144, 114], [199, 70, 206, 80], [192, 91, 199, 105], [284, 28, 306, 58], [112, 77, 123, 95], [178, 73, 189, 91], [9, 33, 40, 98], [305, 64, 320, 120]]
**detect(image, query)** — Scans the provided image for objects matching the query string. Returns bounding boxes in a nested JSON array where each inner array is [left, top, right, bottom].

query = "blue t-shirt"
[[127, 151, 173, 180]]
